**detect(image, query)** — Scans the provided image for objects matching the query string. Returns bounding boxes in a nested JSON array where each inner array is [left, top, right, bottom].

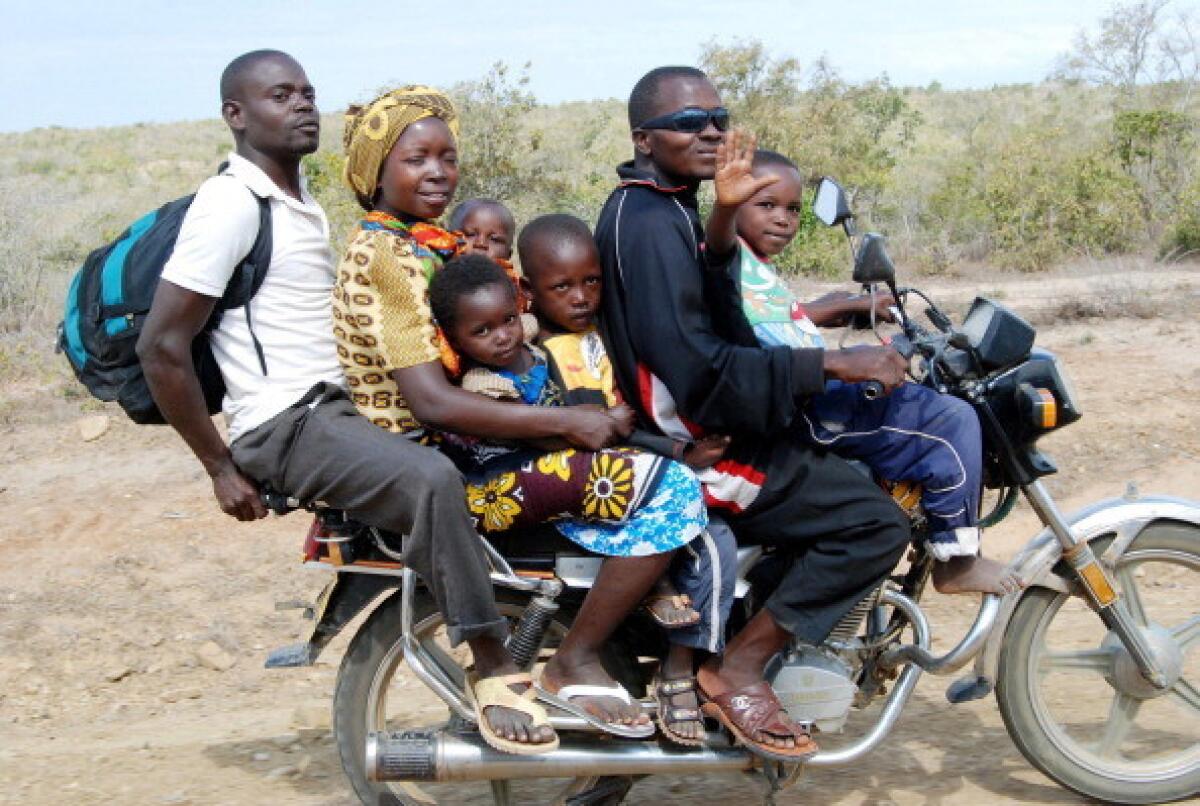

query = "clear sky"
[[0, 0, 1126, 133]]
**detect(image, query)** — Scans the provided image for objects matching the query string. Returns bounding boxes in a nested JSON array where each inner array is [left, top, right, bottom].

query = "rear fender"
[[264, 572, 400, 668], [971, 494, 1200, 688]]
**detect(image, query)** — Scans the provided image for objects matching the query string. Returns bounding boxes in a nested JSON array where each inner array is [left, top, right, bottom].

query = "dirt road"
[[1, 264, 1197, 804]]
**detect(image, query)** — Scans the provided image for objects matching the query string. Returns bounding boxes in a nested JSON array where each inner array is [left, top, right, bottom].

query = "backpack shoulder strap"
[[209, 169, 275, 376]]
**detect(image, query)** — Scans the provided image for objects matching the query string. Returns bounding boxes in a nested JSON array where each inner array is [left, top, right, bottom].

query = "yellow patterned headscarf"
[[342, 85, 460, 206]]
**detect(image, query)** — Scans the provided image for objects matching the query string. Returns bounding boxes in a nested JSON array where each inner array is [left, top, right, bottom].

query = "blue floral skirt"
[[555, 460, 707, 557], [458, 445, 706, 558]]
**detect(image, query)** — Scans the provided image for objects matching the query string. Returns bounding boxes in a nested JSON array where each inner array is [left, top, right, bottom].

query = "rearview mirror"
[[853, 233, 896, 285], [812, 177, 853, 228]]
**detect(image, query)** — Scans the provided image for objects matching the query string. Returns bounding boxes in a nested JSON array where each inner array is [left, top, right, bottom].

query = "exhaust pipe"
[[367, 730, 756, 783]]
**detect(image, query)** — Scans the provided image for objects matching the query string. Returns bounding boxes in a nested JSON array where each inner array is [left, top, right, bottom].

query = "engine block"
[[767, 645, 858, 733]]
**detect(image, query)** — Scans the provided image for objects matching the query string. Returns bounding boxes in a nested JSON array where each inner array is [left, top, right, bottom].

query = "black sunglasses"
[[637, 106, 730, 133]]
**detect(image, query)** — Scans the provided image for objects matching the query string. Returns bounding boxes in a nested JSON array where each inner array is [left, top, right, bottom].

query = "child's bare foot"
[[683, 435, 730, 470], [933, 555, 1024, 596]]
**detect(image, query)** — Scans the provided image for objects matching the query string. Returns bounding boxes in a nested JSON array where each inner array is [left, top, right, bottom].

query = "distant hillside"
[[2, 47, 1198, 405]]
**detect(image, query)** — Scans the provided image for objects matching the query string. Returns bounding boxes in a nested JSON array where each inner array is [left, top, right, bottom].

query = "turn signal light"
[[1018, 383, 1058, 429]]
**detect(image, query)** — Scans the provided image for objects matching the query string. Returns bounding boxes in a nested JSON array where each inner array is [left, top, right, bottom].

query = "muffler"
[[367, 729, 756, 783]]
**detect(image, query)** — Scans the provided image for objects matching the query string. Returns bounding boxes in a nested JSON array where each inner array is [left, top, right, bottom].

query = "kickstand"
[[490, 779, 513, 806], [758, 760, 805, 806], [556, 775, 635, 805]]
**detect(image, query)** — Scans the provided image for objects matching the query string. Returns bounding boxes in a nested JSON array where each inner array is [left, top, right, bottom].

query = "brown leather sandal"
[[699, 680, 818, 762], [654, 676, 707, 747]]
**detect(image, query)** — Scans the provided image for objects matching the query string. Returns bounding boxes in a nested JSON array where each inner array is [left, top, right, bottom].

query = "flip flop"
[[654, 675, 707, 747], [698, 679, 817, 763], [466, 672, 559, 756], [535, 680, 656, 739], [642, 593, 701, 630]]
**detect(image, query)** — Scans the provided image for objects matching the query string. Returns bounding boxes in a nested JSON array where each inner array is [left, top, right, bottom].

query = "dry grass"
[[2, 101, 1193, 424]]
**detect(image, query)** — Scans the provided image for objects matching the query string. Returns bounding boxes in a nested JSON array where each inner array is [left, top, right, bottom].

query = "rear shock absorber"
[[506, 591, 561, 670]]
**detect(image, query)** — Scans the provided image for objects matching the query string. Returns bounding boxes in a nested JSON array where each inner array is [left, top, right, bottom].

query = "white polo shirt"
[[161, 153, 344, 441]]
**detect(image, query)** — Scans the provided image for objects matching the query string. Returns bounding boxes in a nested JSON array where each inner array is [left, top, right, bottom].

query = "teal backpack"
[[58, 170, 272, 424]]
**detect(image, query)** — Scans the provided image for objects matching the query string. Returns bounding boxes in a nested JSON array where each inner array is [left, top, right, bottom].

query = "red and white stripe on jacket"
[[635, 364, 764, 513]]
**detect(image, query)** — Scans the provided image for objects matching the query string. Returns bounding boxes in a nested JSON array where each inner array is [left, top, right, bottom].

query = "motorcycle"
[[263, 177, 1200, 805]]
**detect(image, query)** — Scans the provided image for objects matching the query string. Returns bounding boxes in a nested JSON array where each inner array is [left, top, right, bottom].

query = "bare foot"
[[932, 555, 1025, 596], [540, 654, 647, 727]]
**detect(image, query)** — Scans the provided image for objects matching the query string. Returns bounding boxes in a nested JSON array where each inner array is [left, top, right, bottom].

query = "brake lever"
[[926, 306, 953, 333]]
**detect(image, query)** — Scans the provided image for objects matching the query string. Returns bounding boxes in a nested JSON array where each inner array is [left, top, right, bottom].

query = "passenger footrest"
[[264, 642, 317, 669]]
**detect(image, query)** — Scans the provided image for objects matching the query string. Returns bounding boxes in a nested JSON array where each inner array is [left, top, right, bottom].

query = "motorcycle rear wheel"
[[333, 586, 577, 805], [996, 522, 1200, 804]]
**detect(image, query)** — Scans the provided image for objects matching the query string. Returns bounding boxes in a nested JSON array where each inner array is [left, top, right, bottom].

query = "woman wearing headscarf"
[[334, 87, 708, 745]]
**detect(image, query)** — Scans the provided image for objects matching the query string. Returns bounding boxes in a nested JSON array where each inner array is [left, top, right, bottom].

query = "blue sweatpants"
[[668, 516, 738, 652], [798, 381, 983, 561]]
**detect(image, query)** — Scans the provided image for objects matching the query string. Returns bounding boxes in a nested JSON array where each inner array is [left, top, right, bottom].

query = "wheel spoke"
[[1171, 615, 1200, 651], [1115, 565, 1149, 626], [1168, 678, 1200, 714], [1094, 692, 1141, 759], [1038, 646, 1117, 676]]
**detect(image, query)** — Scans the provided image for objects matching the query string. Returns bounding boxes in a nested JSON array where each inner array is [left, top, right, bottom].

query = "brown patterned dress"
[[331, 220, 703, 553]]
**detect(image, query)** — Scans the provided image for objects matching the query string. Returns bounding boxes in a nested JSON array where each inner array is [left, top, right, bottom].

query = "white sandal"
[[535, 679, 655, 738], [467, 672, 559, 756]]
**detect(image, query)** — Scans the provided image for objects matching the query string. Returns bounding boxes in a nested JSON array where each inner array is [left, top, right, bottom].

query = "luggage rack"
[[262, 488, 578, 584]]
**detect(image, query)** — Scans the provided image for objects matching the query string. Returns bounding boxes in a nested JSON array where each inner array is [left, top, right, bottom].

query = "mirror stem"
[[886, 280, 907, 326]]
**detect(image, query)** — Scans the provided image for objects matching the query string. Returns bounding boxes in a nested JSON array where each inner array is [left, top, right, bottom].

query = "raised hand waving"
[[713, 129, 779, 210]]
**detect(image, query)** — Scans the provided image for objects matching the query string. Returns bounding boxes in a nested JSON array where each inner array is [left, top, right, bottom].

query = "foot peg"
[[264, 642, 316, 668], [945, 674, 992, 704]]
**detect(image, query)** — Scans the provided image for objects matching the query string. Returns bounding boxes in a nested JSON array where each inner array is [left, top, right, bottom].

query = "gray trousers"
[[231, 383, 507, 646]]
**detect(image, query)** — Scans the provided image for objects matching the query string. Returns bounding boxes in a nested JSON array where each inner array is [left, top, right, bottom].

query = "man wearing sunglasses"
[[595, 65, 911, 762]]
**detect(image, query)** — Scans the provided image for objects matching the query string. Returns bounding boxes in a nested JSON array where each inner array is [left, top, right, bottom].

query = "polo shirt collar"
[[224, 152, 319, 211]]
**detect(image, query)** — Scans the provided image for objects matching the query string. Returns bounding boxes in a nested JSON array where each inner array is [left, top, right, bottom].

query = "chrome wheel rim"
[[1026, 545, 1200, 782]]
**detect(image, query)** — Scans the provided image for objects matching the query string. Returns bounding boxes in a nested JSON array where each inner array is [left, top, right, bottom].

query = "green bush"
[[924, 118, 1144, 271], [1160, 180, 1200, 259], [700, 43, 921, 277], [3, 34, 1199, 392]]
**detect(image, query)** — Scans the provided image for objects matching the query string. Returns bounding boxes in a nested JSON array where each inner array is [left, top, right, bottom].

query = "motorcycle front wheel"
[[997, 522, 1200, 804], [332, 586, 577, 806]]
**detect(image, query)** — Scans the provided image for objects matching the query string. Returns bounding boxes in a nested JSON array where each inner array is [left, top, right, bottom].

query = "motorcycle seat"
[[266, 483, 592, 575]]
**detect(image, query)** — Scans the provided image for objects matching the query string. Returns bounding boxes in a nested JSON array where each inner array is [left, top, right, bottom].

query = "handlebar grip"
[[862, 380, 884, 400]]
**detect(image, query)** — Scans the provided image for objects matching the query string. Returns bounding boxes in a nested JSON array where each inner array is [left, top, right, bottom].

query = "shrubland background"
[[1, 1, 1198, 417]]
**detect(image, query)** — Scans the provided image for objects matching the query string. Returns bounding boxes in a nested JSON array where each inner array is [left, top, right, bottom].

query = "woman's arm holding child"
[[395, 362, 631, 451]]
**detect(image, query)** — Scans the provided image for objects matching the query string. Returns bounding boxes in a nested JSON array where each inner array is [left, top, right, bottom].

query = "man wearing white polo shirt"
[[136, 49, 602, 751]]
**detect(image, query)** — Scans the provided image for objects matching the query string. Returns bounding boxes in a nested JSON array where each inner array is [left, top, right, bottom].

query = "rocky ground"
[[1, 262, 1197, 804]]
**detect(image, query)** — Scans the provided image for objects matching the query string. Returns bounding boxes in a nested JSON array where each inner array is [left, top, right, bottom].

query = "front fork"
[[1023, 480, 1169, 689]]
